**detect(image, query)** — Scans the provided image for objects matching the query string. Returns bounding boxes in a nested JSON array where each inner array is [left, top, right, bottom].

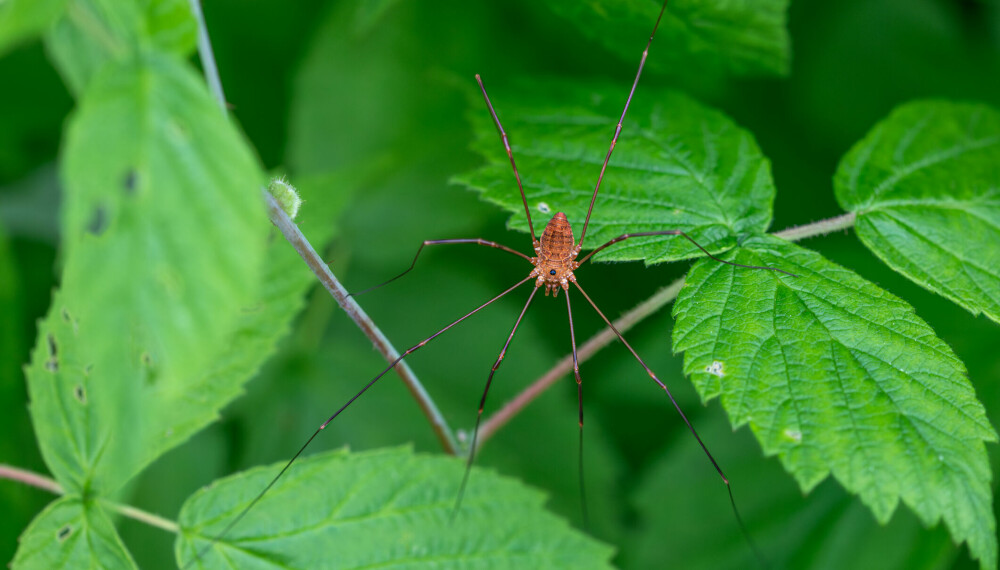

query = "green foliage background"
[[1, 0, 998, 568]]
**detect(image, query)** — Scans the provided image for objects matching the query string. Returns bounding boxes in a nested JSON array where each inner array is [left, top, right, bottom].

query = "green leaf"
[[0, 0, 68, 55], [45, 0, 196, 95], [12, 496, 137, 570], [835, 100, 1000, 324], [176, 447, 614, 569], [672, 235, 998, 570], [455, 82, 775, 263], [545, 0, 790, 78], [24, 52, 267, 497], [630, 410, 958, 570]]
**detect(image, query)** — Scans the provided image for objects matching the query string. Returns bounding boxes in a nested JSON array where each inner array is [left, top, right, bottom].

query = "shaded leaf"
[[835, 100, 1000, 324], [455, 82, 775, 263], [12, 496, 137, 570], [628, 409, 957, 570], [546, 0, 790, 78], [176, 447, 614, 569], [672, 235, 998, 569], [24, 52, 267, 497]]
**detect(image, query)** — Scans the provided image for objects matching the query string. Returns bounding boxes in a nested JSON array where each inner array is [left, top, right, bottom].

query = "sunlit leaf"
[[176, 447, 614, 569], [24, 52, 267, 497], [835, 100, 1000, 324], [455, 82, 775, 263], [12, 497, 137, 570], [45, 0, 196, 95], [672, 235, 998, 570], [0, 0, 68, 55]]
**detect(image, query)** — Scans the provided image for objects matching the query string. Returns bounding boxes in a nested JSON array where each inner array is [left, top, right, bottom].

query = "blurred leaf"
[[455, 82, 775, 263], [24, 52, 267, 498], [45, 0, 196, 95], [141, 0, 195, 56], [0, 0, 68, 55], [176, 447, 615, 569], [546, 0, 790, 78], [672, 235, 998, 570], [0, 164, 60, 241], [835, 100, 1000, 324], [628, 411, 957, 570], [352, 0, 408, 37], [12, 496, 137, 570]]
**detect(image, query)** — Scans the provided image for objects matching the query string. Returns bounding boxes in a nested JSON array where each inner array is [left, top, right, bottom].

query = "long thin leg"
[[571, 281, 768, 567], [454, 285, 541, 517], [577, 230, 798, 277], [577, 0, 671, 249], [351, 239, 532, 297], [565, 289, 588, 529], [187, 275, 535, 568], [475, 74, 537, 244]]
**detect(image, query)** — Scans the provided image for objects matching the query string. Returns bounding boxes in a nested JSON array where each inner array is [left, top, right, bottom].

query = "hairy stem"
[[478, 213, 857, 446], [187, 0, 226, 113], [189, 0, 458, 454], [0, 465, 179, 533], [263, 193, 459, 453]]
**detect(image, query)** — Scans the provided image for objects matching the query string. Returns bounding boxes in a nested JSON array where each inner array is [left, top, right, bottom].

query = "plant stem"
[[0, 464, 62, 494], [187, 0, 227, 113], [0, 465, 179, 533], [775, 212, 856, 241], [477, 212, 857, 447], [263, 193, 459, 454], [188, 0, 458, 454]]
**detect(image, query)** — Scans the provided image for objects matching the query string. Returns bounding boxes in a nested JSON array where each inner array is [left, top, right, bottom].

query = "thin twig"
[[775, 212, 856, 241], [189, 1, 458, 454], [104, 500, 180, 533], [187, 0, 227, 113], [0, 464, 63, 494], [263, 193, 459, 453], [478, 213, 857, 446], [0, 464, 179, 533]]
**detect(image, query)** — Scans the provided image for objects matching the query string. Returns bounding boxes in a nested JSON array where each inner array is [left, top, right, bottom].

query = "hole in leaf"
[[86, 206, 107, 236], [73, 385, 86, 404], [123, 170, 137, 194], [537, 202, 551, 214], [704, 360, 725, 377], [45, 334, 58, 372], [783, 428, 802, 443], [57, 525, 72, 541]]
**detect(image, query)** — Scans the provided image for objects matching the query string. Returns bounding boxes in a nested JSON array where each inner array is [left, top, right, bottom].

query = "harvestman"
[[191, 0, 794, 564]]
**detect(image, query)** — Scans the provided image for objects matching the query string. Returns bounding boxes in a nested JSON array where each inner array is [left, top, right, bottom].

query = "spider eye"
[[549, 269, 557, 276]]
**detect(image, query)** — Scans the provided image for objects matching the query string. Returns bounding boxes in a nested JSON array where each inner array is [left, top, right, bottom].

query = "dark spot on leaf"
[[57, 525, 72, 541], [74, 385, 86, 404], [61, 308, 71, 322], [141, 352, 158, 385], [86, 206, 107, 236], [45, 334, 58, 372], [123, 170, 137, 194]]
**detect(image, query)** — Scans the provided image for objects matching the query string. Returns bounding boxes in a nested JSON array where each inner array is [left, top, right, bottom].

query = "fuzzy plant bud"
[[267, 176, 302, 220]]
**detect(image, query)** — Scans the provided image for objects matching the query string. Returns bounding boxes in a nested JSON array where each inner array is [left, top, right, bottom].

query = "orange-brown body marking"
[[530, 212, 581, 297]]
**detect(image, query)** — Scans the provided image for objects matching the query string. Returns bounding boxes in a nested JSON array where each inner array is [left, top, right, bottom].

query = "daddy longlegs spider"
[[189, 0, 795, 565]]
